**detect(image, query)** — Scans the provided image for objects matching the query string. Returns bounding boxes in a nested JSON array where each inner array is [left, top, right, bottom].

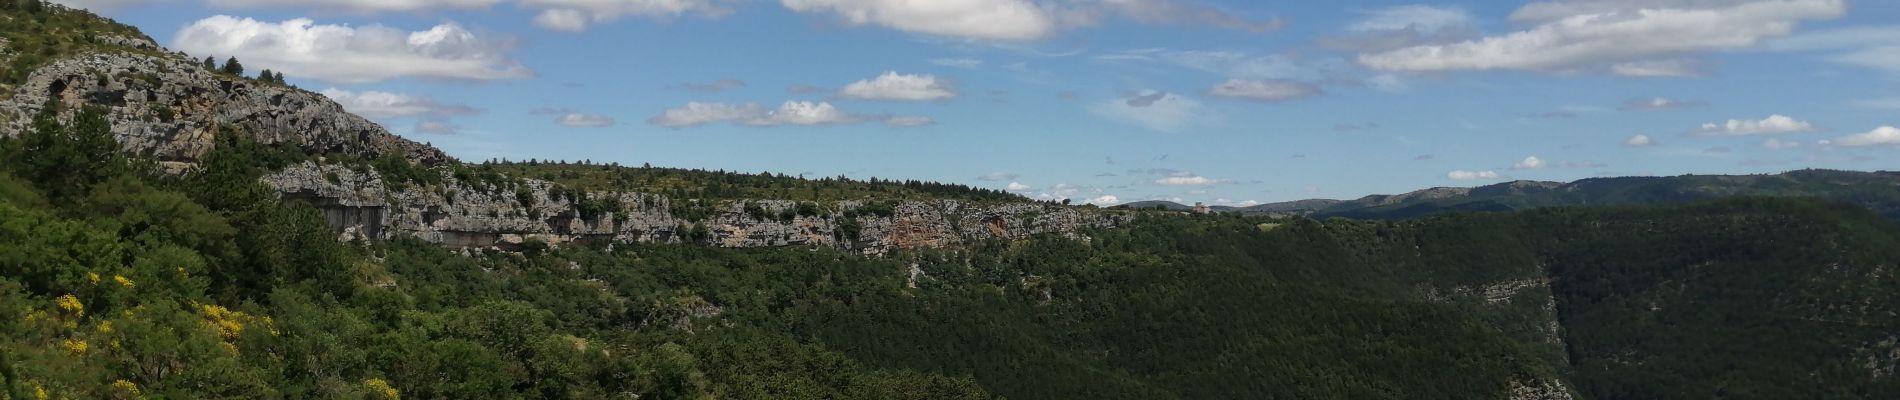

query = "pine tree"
[[203, 56, 217, 70], [221, 57, 244, 76], [257, 69, 274, 82], [274, 72, 288, 84]]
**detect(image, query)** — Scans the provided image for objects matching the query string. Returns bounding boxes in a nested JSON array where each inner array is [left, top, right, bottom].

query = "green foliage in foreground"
[[3, 103, 1900, 399]]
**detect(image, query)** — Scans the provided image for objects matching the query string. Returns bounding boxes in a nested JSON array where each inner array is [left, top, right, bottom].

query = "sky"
[[55, 0, 1900, 206]]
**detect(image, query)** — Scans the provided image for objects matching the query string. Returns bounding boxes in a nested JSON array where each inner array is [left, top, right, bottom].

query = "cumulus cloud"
[[1084, 195, 1121, 206], [1827, 126, 1900, 147], [1205, 79, 1321, 103], [320, 89, 481, 119], [1621, 96, 1702, 111], [1088, 91, 1211, 133], [673, 78, 747, 92], [1447, 170, 1501, 180], [173, 16, 532, 84], [521, 0, 732, 32], [781, 0, 1278, 41], [647, 101, 926, 128], [204, 0, 500, 12], [839, 71, 957, 101], [554, 113, 616, 127], [1691, 114, 1816, 136], [1514, 156, 1547, 170], [1358, 0, 1845, 75], [1005, 182, 1033, 191], [1625, 134, 1656, 147]]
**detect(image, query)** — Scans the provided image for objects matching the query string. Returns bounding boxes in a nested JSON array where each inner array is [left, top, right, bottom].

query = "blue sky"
[[61, 0, 1900, 206]]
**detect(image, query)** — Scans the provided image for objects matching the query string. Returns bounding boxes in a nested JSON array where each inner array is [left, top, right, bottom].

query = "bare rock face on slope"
[[260, 162, 1133, 254], [0, 42, 447, 167]]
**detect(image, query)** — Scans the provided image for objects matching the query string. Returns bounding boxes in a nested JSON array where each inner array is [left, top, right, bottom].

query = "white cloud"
[[320, 89, 481, 119], [1609, 59, 1703, 78], [930, 58, 984, 69], [1088, 91, 1211, 133], [555, 113, 616, 127], [1621, 96, 1702, 111], [647, 101, 926, 128], [646, 102, 764, 128], [521, 0, 731, 32], [1006, 182, 1033, 191], [205, 0, 501, 13], [1761, 138, 1802, 150], [1514, 156, 1547, 170], [1828, 126, 1900, 147], [1348, 4, 1474, 33], [839, 71, 957, 101], [1097, 48, 1341, 81], [781, 0, 1057, 41], [1084, 195, 1121, 206], [1359, 0, 1845, 75], [780, 0, 1279, 41], [1691, 114, 1816, 136], [172, 16, 531, 84], [1204, 79, 1321, 103], [532, 9, 592, 32], [1447, 170, 1501, 180], [1154, 175, 1232, 186], [1625, 134, 1656, 147]]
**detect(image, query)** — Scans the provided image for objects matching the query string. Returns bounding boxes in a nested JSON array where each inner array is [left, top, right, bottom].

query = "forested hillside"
[[5, 100, 1900, 399]]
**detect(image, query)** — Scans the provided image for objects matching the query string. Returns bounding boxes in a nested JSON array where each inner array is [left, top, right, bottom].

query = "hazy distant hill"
[[1231, 169, 1900, 219]]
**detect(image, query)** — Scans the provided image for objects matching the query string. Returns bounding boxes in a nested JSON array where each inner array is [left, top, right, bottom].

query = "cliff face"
[[0, 37, 448, 168], [263, 162, 1133, 255]]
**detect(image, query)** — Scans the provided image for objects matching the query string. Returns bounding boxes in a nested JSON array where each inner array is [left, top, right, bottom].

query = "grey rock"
[[261, 162, 1133, 255]]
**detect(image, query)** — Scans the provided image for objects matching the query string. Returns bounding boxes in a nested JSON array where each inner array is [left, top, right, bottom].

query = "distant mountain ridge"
[[1181, 170, 1900, 219]]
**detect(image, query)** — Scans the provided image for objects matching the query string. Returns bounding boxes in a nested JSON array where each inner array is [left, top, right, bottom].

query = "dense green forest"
[[5, 101, 1900, 399], [480, 161, 1027, 203]]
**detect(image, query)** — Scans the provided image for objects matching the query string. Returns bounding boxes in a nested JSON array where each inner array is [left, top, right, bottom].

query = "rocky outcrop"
[[263, 162, 1133, 255], [0, 46, 447, 166], [1507, 379, 1575, 400]]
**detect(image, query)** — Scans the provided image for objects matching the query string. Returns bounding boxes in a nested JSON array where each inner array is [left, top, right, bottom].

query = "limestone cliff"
[[0, 35, 448, 169], [263, 162, 1132, 255]]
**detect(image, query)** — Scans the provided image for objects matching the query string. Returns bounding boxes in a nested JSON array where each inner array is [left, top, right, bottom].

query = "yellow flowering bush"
[[55, 294, 84, 317], [113, 275, 135, 288], [60, 338, 88, 355], [364, 378, 401, 400], [110, 379, 142, 399], [87, 272, 101, 285]]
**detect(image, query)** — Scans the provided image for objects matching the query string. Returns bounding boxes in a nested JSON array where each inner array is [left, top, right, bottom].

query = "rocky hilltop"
[[264, 162, 1130, 254], [0, 34, 447, 169], [0, 32, 1129, 254]]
